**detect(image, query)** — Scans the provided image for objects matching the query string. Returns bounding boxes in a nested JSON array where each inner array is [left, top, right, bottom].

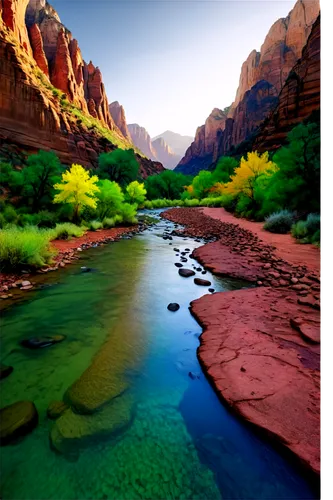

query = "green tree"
[[145, 170, 192, 200], [126, 181, 146, 206], [97, 149, 139, 187], [23, 150, 63, 212], [264, 121, 320, 214], [96, 179, 124, 219], [53, 164, 99, 222], [0, 162, 24, 196], [191, 171, 214, 199], [212, 156, 238, 184]]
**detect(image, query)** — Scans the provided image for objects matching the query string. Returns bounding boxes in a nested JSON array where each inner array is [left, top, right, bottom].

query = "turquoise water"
[[0, 212, 317, 499]]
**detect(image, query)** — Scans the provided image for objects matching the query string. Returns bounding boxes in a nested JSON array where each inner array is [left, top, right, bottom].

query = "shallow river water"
[[0, 211, 317, 499]]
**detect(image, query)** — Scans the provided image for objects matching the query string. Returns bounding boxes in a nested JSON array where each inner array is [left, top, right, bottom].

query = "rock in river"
[[179, 269, 195, 278], [194, 278, 212, 286], [174, 263, 183, 268], [21, 335, 66, 349], [0, 364, 13, 380], [0, 401, 38, 445], [167, 303, 180, 312]]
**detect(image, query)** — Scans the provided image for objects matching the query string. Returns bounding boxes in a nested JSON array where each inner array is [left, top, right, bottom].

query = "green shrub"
[[184, 198, 200, 207], [89, 220, 103, 231], [102, 217, 116, 228], [291, 213, 320, 244], [120, 203, 138, 224], [113, 214, 124, 225], [264, 210, 295, 234], [0, 227, 56, 269], [3, 205, 18, 224], [0, 213, 7, 229], [50, 223, 86, 240]]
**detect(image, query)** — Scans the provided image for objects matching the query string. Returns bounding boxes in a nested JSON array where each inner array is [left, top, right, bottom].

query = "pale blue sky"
[[51, 0, 295, 137]]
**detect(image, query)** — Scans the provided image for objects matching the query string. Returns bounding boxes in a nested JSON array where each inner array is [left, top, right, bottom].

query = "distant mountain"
[[109, 101, 132, 141], [152, 131, 194, 159], [151, 138, 181, 170], [128, 124, 158, 161], [128, 124, 183, 170]]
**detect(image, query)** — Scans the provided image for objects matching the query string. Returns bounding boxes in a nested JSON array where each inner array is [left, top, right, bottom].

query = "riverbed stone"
[[178, 269, 195, 278], [50, 393, 134, 455], [20, 335, 66, 349], [194, 278, 212, 287], [47, 401, 69, 420], [0, 364, 13, 380], [174, 263, 183, 268], [167, 303, 180, 312], [0, 401, 38, 445]]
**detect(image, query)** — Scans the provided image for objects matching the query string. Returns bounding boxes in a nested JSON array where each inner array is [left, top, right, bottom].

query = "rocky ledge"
[[162, 208, 320, 478]]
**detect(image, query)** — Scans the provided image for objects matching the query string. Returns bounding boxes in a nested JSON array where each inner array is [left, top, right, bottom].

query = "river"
[[0, 211, 316, 499]]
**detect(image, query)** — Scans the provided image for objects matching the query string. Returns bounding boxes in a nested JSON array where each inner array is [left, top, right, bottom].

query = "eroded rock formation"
[[151, 137, 180, 170], [254, 15, 320, 152], [109, 101, 131, 141], [0, 0, 164, 178], [128, 123, 158, 160], [176, 0, 320, 175]]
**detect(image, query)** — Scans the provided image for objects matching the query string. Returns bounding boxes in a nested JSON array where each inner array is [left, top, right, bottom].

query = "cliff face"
[[128, 124, 158, 161], [151, 137, 180, 170], [176, 0, 319, 175], [254, 15, 320, 152], [175, 108, 227, 173], [0, 0, 164, 178], [109, 101, 131, 141]]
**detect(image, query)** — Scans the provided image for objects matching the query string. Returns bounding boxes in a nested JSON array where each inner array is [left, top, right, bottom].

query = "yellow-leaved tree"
[[53, 164, 100, 221], [223, 151, 277, 199]]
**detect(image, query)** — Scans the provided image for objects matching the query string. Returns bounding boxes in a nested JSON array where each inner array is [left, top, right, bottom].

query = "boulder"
[[178, 269, 195, 278], [194, 278, 212, 286], [0, 401, 38, 445], [21, 335, 66, 349], [167, 303, 180, 312]]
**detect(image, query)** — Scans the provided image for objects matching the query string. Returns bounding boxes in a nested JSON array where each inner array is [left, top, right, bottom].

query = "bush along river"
[[0, 210, 317, 500]]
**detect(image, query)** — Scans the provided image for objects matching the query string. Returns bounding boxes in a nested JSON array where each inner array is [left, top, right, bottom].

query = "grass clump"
[[50, 223, 86, 240], [88, 220, 103, 231], [0, 227, 56, 270], [264, 210, 295, 234], [291, 213, 320, 244]]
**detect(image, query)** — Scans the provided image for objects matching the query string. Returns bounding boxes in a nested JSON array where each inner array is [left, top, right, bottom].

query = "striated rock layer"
[[109, 101, 131, 141], [176, 0, 320, 175], [254, 15, 320, 152], [0, 1, 164, 178], [128, 123, 158, 161]]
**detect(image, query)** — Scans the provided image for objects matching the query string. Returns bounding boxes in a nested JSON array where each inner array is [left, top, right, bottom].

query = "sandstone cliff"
[[109, 101, 131, 141], [176, 0, 320, 175], [151, 137, 180, 170], [0, 0, 164, 178], [128, 124, 158, 161], [254, 15, 320, 152], [175, 108, 228, 174]]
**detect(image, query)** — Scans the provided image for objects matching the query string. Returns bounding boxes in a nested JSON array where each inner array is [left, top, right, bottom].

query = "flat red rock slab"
[[191, 287, 320, 476], [193, 241, 264, 282]]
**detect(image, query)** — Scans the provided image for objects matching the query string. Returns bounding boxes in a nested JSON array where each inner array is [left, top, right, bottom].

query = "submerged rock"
[[0, 401, 38, 445], [167, 303, 180, 312], [47, 401, 69, 420], [178, 269, 195, 278], [194, 278, 212, 286], [50, 393, 134, 455], [20, 335, 66, 349], [0, 364, 13, 380], [174, 263, 183, 268]]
